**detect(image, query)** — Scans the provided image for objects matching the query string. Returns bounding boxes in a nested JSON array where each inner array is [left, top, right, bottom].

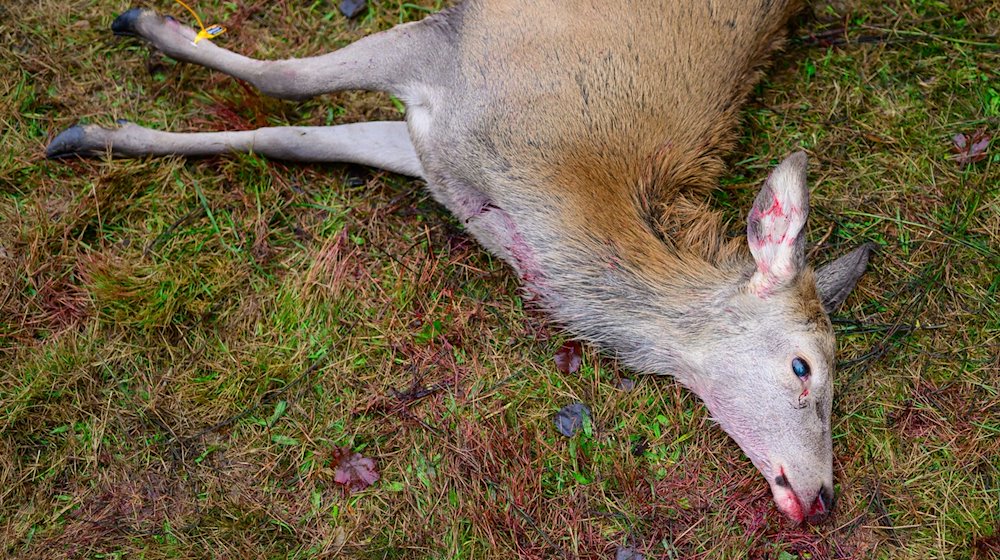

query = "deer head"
[[691, 153, 873, 523]]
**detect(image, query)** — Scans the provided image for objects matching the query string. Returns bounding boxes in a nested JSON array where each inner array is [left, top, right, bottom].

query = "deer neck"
[[534, 211, 755, 395]]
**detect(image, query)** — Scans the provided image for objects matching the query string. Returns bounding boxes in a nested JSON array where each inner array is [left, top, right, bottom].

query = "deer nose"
[[805, 485, 834, 524]]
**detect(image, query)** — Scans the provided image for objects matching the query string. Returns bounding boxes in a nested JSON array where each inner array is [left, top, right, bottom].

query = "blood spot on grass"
[[890, 381, 985, 440], [36, 276, 91, 332], [31, 464, 195, 554]]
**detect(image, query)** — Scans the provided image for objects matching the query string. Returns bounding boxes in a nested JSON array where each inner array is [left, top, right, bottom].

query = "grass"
[[1, 0, 998, 558]]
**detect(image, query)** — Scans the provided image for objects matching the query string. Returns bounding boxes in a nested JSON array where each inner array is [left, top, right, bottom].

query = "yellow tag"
[[194, 24, 226, 44], [174, 0, 226, 44]]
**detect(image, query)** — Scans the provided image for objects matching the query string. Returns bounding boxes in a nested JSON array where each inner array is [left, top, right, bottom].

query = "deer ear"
[[747, 152, 810, 297], [815, 242, 877, 313]]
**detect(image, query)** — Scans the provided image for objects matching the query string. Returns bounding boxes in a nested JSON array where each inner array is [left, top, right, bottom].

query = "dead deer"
[[47, 1, 876, 524]]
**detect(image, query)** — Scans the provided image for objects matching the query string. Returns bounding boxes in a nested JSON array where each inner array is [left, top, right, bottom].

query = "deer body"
[[47, 0, 875, 523]]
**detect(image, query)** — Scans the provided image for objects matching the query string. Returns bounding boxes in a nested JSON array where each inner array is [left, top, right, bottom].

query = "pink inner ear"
[[748, 196, 805, 297], [748, 153, 810, 297], [763, 194, 783, 218]]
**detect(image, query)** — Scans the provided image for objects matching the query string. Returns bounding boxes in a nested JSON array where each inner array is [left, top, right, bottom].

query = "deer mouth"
[[773, 466, 832, 524]]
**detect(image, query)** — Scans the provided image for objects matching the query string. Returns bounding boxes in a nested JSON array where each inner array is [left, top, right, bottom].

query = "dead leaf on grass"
[[554, 340, 583, 374], [554, 403, 591, 437], [952, 128, 991, 167], [616, 545, 646, 560], [332, 447, 379, 491]]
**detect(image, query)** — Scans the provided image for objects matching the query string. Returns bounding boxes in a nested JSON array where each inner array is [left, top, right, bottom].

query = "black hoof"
[[46, 125, 93, 159], [111, 7, 147, 37]]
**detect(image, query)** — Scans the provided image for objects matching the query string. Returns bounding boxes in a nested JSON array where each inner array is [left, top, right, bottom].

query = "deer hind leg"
[[46, 121, 423, 177], [108, 7, 448, 100]]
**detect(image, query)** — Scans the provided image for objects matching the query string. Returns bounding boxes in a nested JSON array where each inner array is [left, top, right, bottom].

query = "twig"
[[797, 26, 999, 50], [866, 480, 902, 547], [836, 269, 930, 395], [360, 366, 450, 434], [864, 26, 999, 49]]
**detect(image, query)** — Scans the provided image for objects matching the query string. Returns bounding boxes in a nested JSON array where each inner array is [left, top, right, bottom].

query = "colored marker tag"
[[174, 0, 227, 45], [193, 24, 226, 44]]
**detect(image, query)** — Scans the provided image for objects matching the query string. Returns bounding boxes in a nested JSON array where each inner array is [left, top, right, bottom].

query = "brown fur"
[[420, 0, 805, 294]]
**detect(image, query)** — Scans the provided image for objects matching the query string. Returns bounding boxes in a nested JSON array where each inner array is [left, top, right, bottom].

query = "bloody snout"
[[773, 471, 835, 524], [805, 485, 834, 524]]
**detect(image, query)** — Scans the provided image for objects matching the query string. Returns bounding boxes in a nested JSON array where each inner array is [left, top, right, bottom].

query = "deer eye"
[[792, 357, 810, 379]]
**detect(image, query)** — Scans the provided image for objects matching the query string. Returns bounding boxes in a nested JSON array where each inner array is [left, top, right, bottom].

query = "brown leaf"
[[952, 128, 991, 167], [554, 340, 583, 374], [333, 447, 379, 491]]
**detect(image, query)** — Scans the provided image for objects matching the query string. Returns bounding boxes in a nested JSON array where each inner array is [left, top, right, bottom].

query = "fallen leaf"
[[952, 128, 991, 167], [616, 545, 645, 560], [338, 0, 367, 19], [554, 403, 591, 437], [333, 447, 379, 491], [631, 437, 648, 457], [554, 340, 583, 374]]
